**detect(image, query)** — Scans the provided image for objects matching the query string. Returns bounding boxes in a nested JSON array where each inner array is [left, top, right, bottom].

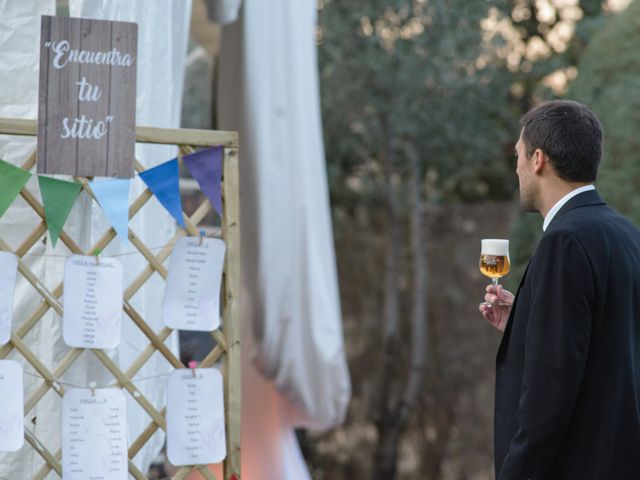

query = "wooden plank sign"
[[37, 16, 137, 178]]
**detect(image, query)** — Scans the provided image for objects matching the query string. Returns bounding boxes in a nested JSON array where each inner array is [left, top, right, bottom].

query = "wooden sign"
[[37, 16, 137, 178]]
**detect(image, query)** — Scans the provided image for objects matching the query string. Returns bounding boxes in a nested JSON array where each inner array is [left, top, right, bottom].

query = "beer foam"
[[481, 239, 509, 256]]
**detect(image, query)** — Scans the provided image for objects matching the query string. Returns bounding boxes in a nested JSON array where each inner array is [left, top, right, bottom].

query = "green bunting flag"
[[38, 176, 82, 247], [0, 159, 32, 218]]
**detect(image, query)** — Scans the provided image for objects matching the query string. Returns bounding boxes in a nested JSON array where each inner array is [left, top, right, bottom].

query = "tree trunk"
[[372, 137, 428, 480], [372, 116, 402, 480], [399, 140, 428, 426], [373, 412, 402, 480]]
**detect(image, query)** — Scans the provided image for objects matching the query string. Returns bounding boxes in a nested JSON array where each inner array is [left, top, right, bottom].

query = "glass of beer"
[[479, 239, 510, 306]]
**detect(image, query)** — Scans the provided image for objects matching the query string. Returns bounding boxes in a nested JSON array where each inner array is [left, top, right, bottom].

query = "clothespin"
[[93, 249, 102, 265], [89, 380, 97, 397], [188, 360, 197, 377], [199, 230, 205, 246]]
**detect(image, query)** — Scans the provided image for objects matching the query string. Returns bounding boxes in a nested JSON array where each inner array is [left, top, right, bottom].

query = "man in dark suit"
[[479, 100, 640, 479]]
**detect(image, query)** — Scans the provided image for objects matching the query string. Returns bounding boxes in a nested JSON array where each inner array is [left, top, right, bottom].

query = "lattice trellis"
[[0, 117, 241, 480]]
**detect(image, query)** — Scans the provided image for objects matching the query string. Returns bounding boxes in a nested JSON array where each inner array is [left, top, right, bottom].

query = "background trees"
[[302, 1, 634, 479]]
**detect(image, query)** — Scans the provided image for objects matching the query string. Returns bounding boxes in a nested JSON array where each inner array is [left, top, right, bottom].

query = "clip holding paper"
[[188, 360, 197, 377], [89, 380, 97, 397], [199, 230, 205, 246], [93, 249, 102, 265]]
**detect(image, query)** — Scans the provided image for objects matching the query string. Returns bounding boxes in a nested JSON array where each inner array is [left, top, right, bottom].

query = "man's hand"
[[479, 284, 514, 332]]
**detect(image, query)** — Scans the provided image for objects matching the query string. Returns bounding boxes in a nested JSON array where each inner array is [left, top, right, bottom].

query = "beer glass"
[[479, 239, 510, 306]]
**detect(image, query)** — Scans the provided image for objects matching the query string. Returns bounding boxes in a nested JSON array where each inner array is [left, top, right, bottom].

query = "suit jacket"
[[495, 190, 640, 479]]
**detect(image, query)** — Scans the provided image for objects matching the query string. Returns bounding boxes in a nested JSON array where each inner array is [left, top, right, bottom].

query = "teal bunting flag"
[[0, 159, 31, 218], [38, 176, 82, 247]]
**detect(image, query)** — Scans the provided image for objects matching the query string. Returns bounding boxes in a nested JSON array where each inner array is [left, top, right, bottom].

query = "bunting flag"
[[2, 154, 215, 240], [91, 178, 131, 246], [138, 159, 186, 228], [38, 176, 82, 247], [182, 147, 223, 219], [0, 159, 32, 218]]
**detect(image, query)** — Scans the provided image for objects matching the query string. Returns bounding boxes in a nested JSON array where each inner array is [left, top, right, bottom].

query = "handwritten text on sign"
[[37, 16, 138, 178]]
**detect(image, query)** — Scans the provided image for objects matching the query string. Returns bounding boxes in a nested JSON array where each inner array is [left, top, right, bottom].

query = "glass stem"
[[492, 278, 499, 287]]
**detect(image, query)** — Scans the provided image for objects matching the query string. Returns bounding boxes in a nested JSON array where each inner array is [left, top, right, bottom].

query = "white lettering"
[[68, 48, 78, 64], [48, 41, 134, 69], [52, 40, 70, 69], [76, 77, 102, 102], [60, 115, 113, 140]]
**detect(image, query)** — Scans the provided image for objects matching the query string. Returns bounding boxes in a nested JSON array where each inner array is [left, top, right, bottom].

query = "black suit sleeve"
[[499, 229, 594, 479]]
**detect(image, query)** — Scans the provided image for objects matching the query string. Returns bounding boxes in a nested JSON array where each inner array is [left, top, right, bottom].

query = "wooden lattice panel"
[[0, 117, 241, 480]]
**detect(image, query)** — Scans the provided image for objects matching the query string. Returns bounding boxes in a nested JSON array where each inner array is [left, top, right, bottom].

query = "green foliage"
[[318, 0, 634, 276], [506, 1, 627, 278], [318, 0, 519, 208], [569, 0, 640, 226]]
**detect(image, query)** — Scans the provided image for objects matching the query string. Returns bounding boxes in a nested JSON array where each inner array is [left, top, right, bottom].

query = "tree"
[[569, 0, 640, 226], [508, 1, 633, 283], [313, 1, 627, 478], [317, 1, 517, 478]]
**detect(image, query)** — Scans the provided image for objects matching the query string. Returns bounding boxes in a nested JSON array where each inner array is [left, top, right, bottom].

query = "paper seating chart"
[[163, 236, 226, 331], [63, 255, 123, 349], [166, 368, 226, 465], [62, 388, 128, 480], [0, 360, 24, 452], [0, 251, 18, 346]]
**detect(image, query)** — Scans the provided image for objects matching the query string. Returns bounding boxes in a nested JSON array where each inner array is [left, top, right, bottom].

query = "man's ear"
[[531, 149, 546, 175]]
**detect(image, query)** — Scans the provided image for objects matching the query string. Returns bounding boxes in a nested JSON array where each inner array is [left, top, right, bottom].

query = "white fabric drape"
[[214, 1, 351, 477], [217, 0, 351, 433], [0, 1, 191, 477]]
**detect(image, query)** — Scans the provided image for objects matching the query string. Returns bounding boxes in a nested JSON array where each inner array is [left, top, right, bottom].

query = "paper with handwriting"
[[63, 255, 123, 349], [163, 237, 225, 331], [0, 360, 24, 452], [166, 368, 226, 465], [0, 251, 18, 345], [62, 388, 127, 480]]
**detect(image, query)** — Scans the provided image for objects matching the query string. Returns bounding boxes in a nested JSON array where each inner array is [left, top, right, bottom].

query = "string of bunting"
[[0, 146, 224, 247]]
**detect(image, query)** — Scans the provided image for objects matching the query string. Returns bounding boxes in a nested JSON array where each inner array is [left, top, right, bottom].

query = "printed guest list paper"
[[163, 237, 226, 331], [166, 368, 226, 465], [0, 360, 24, 452], [63, 255, 123, 349], [0, 251, 18, 345], [62, 388, 127, 480]]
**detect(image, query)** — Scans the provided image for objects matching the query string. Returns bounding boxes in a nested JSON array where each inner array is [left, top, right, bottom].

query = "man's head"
[[515, 100, 603, 212]]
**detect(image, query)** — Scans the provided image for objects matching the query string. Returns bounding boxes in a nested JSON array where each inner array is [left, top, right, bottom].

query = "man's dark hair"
[[520, 100, 603, 182]]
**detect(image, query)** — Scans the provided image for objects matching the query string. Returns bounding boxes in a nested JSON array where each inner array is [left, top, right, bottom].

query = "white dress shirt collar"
[[543, 185, 596, 231]]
